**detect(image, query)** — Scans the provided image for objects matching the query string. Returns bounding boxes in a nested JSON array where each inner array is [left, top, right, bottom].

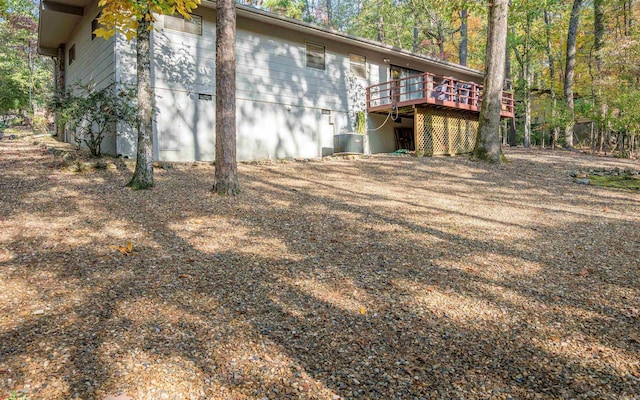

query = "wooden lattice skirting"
[[414, 107, 479, 156]]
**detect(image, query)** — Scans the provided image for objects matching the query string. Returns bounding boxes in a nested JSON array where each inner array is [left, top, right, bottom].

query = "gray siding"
[[114, 33, 138, 157], [64, 2, 116, 154], [152, 9, 395, 161]]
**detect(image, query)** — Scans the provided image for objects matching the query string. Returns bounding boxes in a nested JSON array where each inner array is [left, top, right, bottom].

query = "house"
[[38, 0, 514, 161]]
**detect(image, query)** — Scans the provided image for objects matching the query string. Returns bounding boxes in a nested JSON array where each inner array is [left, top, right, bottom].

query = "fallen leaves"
[[109, 241, 133, 255], [1, 138, 639, 399]]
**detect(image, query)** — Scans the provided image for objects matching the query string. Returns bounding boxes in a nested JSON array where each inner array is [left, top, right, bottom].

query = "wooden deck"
[[366, 72, 515, 119]]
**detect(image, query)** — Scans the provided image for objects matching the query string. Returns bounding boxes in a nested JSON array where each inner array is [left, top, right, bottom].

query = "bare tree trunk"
[[594, 0, 606, 153], [505, 44, 516, 146], [459, 9, 468, 66], [437, 19, 445, 59], [563, 0, 583, 150], [544, 10, 560, 149], [523, 13, 532, 148], [590, 121, 595, 154], [413, 9, 419, 52], [473, 0, 508, 163], [213, 0, 239, 195], [377, 14, 384, 42], [504, 43, 517, 147], [128, 15, 154, 190]]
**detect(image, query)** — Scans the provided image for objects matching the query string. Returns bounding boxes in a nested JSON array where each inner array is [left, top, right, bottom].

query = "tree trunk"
[[213, 0, 239, 195], [459, 9, 468, 66], [413, 20, 418, 52], [473, 0, 508, 164], [128, 15, 154, 190], [377, 14, 384, 42], [544, 10, 559, 149], [437, 19, 445, 60], [563, 0, 583, 150], [523, 13, 532, 148], [593, 0, 606, 152], [412, 5, 419, 53]]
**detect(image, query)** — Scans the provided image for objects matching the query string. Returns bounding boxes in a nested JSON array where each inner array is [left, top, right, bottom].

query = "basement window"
[[350, 54, 366, 78], [68, 44, 76, 65], [163, 13, 202, 35], [306, 42, 325, 70]]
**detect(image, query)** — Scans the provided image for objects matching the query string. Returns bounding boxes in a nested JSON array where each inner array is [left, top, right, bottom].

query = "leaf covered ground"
[[1, 135, 639, 399]]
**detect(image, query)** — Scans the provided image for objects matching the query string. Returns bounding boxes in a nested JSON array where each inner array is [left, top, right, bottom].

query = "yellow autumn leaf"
[[109, 241, 133, 255], [93, 27, 113, 39], [359, 307, 367, 315]]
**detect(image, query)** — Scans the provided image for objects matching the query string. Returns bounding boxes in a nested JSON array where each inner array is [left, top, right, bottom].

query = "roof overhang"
[[37, 0, 91, 56]]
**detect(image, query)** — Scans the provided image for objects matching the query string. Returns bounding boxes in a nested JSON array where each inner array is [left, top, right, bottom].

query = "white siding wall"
[[114, 34, 138, 157], [64, 2, 116, 154], [151, 8, 400, 161]]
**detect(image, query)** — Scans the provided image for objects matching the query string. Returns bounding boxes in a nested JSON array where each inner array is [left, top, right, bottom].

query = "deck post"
[[415, 106, 425, 156]]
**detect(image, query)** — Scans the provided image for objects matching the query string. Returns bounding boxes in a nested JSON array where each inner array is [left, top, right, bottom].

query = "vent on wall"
[[163, 14, 202, 35]]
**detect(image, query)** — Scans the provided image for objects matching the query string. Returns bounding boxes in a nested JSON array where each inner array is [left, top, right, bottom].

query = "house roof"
[[38, 0, 483, 79]]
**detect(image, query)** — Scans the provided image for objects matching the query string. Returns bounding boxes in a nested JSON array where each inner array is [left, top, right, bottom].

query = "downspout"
[[114, 31, 121, 156], [55, 45, 65, 141]]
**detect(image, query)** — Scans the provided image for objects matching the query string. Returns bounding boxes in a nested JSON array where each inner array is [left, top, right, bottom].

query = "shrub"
[[51, 82, 137, 157]]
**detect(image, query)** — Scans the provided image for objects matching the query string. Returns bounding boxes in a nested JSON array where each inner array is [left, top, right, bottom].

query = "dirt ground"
[[1, 133, 639, 400]]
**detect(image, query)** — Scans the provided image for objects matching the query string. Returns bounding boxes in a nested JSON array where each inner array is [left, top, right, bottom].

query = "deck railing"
[[366, 72, 514, 118]]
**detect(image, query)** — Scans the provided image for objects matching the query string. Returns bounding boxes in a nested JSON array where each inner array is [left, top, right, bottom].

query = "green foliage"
[[32, 113, 49, 134], [51, 82, 138, 157], [7, 391, 29, 400], [608, 88, 640, 137], [0, 0, 53, 116], [264, 0, 305, 19], [355, 111, 366, 134], [587, 174, 640, 190]]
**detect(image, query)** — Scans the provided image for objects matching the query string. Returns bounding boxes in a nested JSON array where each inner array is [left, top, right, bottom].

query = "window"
[[68, 44, 76, 65], [91, 13, 101, 40], [306, 42, 325, 70], [349, 54, 366, 78], [163, 13, 202, 35]]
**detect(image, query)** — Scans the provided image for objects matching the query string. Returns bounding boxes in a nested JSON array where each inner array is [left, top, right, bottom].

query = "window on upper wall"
[[163, 13, 202, 35], [350, 54, 366, 78], [68, 44, 76, 65], [91, 12, 101, 40], [306, 42, 325, 70]]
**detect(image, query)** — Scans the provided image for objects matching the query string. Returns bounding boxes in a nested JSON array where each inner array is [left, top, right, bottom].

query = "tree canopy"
[[0, 0, 51, 116]]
